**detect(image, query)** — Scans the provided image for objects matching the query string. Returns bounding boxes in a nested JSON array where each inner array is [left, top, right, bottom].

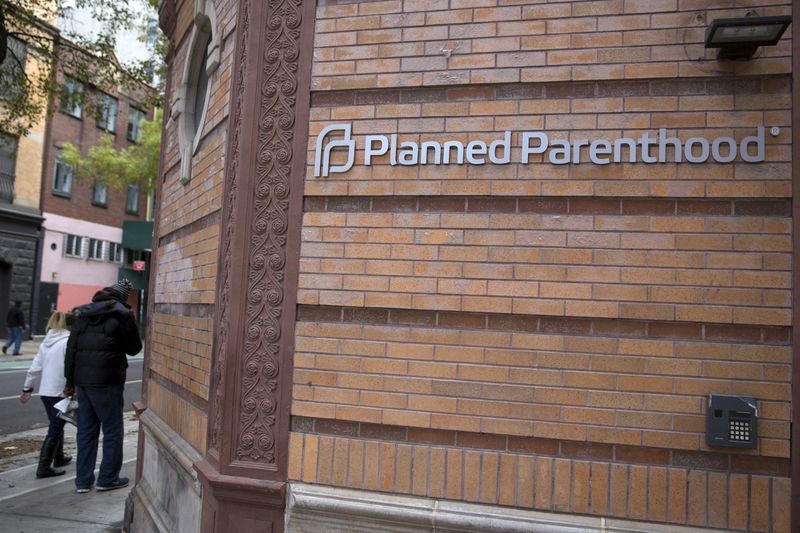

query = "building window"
[[52, 154, 73, 196], [127, 107, 145, 142], [193, 34, 212, 134], [126, 184, 140, 214], [64, 234, 83, 257], [60, 77, 84, 119], [0, 135, 17, 204], [174, 1, 220, 184], [108, 242, 123, 263], [0, 36, 27, 85], [92, 181, 108, 206], [88, 238, 104, 260], [96, 93, 118, 132]]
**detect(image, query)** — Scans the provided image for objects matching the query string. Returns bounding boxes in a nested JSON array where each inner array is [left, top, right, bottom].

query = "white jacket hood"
[[23, 329, 70, 397], [42, 330, 70, 349]]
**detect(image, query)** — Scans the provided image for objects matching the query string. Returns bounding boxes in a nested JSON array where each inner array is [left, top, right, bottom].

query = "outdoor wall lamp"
[[705, 15, 792, 60]]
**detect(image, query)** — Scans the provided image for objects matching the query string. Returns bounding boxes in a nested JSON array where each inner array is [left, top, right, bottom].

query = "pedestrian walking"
[[19, 311, 73, 478], [64, 279, 142, 493], [2, 300, 26, 356]]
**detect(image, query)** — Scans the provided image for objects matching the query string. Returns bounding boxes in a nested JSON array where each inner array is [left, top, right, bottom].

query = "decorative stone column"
[[194, 0, 316, 530]]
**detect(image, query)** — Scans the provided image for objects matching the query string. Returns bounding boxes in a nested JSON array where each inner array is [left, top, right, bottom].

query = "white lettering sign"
[[313, 125, 766, 177]]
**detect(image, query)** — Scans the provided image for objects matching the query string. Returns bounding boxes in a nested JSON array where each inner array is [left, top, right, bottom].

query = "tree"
[[60, 108, 161, 194], [0, 0, 164, 139]]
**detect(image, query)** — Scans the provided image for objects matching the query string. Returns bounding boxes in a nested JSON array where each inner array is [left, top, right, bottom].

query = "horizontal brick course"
[[292, 317, 791, 457], [300, 206, 791, 323], [312, 3, 792, 90], [288, 431, 792, 529], [148, 379, 207, 453], [305, 195, 792, 217], [297, 304, 790, 345], [291, 415, 789, 477], [149, 311, 213, 402], [310, 76, 790, 106]]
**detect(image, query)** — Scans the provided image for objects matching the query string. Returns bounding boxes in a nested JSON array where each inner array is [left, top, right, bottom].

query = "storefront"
[[129, 1, 797, 531]]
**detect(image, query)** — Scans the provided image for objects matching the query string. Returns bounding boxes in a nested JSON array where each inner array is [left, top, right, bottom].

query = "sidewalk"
[[0, 415, 139, 532], [0, 335, 141, 531], [0, 336, 41, 369]]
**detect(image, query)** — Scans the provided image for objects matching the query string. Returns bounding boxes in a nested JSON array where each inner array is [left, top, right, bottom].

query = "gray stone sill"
[[287, 483, 731, 533]]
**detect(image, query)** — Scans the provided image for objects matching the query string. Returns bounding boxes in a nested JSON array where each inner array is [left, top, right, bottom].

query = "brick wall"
[[296, 77, 792, 456], [311, 0, 791, 91], [287, 1, 794, 530], [290, 431, 791, 530], [149, 0, 793, 528], [146, 0, 237, 451]]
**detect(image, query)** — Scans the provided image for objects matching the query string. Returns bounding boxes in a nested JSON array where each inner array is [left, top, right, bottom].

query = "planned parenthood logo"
[[314, 124, 770, 177], [314, 124, 356, 177]]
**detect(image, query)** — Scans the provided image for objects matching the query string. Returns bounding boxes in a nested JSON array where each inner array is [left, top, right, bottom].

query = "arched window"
[[172, 0, 219, 184], [193, 34, 212, 134]]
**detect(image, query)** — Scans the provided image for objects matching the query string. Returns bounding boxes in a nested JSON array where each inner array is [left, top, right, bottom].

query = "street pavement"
[[0, 336, 143, 532], [0, 337, 143, 434]]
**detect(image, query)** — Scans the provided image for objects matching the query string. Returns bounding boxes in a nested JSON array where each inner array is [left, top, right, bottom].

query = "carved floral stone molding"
[[208, 0, 247, 458], [208, 0, 312, 479], [234, 0, 304, 464]]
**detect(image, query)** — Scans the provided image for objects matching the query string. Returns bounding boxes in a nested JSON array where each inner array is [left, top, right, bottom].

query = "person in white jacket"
[[19, 312, 73, 478]]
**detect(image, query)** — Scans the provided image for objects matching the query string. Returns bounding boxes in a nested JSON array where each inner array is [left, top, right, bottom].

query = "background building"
[[0, 32, 49, 339], [37, 61, 152, 332], [132, 1, 797, 532]]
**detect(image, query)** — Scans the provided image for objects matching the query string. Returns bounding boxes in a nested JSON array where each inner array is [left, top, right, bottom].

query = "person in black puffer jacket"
[[64, 279, 142, 493]]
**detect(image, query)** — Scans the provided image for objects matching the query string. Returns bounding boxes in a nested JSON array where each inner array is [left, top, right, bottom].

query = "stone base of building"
[[127, 409, 203, 533], [0, 205, 42, 337], [286, 483, 730, 533]]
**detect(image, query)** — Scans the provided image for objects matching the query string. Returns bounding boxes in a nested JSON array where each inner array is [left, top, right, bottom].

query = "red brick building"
[[38, 64, 151, 329], [130, 1, 797, 531]]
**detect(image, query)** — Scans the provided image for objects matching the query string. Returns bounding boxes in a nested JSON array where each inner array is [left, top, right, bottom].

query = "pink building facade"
[[39, 212, 123, 312]]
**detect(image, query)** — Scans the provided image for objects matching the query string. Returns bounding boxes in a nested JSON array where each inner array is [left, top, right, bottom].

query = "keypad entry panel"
[[728, 418, 751, 442], [706, 395, 757, 449]]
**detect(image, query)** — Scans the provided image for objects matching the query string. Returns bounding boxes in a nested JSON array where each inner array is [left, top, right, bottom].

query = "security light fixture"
[[705, 16, 792, 60]]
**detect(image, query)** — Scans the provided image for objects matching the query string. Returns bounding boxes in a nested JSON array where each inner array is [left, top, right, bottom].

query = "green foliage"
[[0, 0, 164, 138], [60, 108, 161, 193]]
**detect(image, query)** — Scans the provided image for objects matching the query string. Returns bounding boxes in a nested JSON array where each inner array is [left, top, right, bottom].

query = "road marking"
[[0, 380, 143, 401], [0, 392, 39, 401], [0, 457, 136, 503], [0, 359, 144, 374]]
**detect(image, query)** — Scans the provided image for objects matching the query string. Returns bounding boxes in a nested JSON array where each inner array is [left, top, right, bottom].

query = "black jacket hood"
[[74, 298, 131, 319]]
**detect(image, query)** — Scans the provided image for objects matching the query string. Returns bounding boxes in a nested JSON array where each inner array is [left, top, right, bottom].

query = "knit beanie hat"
[[106, 278, 133, 303]]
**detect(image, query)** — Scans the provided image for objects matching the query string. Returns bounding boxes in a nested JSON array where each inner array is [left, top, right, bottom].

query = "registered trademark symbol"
[[770, 126, 780, 137]]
